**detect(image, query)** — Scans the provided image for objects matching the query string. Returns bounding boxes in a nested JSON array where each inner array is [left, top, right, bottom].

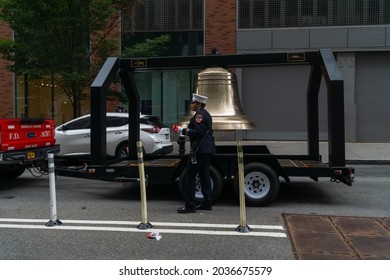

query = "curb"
[[346, 160, 390, 165]]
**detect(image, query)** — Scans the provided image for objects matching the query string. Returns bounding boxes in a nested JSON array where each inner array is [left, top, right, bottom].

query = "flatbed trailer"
[[55, 49, 355, 206]]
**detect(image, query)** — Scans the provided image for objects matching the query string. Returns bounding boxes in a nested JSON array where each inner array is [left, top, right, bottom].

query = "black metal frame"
[[90, 49, 346, 167]]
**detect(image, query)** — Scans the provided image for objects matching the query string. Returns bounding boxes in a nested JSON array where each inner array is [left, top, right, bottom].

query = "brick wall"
[[0, 22, 13, 118], [205, 0, 236, 55]]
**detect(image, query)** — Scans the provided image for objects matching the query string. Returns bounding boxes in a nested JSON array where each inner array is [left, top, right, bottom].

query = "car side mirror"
[[58, 125, 67, 131]]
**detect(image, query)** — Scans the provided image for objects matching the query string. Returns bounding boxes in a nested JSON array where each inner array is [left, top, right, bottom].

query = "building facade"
[[0, 22, 13, 119], [1, 0, 390, 142], [235, 0, 390, 142]]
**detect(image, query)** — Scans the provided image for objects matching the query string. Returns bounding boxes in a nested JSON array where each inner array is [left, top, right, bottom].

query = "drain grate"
[[283, 214, 390, 260]]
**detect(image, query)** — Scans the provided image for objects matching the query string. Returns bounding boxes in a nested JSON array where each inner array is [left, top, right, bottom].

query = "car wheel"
[[233, 162, 279, 207], [178, 165, 223, 203], [116, 143, 145, 159], [0, 164, 26, 179]]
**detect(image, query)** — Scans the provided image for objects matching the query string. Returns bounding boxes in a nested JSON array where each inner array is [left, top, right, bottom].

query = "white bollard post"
[[45, 153, 62, 227]]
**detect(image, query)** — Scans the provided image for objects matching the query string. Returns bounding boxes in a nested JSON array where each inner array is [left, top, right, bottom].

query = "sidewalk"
[[171, 140, 390, 164], [245, 141, 390, 164]]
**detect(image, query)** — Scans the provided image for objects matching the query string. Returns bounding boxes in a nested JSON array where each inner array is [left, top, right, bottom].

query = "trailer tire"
[[0, 164, 26, 179], [178, 165, 223, 203], [234, 162, 279, 207]]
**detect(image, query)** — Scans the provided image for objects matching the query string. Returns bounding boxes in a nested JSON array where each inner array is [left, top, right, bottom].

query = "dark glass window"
[[302, 0, 313, 16], [121, 0, 204, 57], [318, 0, 328, 16], [124, 0, 204, 32], [65, 118, 91, 130], [238, 0, 251, 28], [268, 0, 281, 27], [368, 0, 380, 24], [286, 0, 298, 26], [106, 117, 127, 127], [238, 0, 390, 28]]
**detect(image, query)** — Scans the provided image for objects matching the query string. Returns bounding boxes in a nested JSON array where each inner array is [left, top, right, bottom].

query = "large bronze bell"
[[178, 67, 257, 130]]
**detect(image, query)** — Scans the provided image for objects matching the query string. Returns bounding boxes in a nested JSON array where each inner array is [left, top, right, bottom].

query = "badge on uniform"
[[195, 114, 203, 123]]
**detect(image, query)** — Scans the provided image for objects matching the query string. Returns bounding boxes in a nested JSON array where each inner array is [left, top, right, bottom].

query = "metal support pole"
[[235, 131, 252, 233], [45, 153, 62, 227], [136, 141, 153, 230]]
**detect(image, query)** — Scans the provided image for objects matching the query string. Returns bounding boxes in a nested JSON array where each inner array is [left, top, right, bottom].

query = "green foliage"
[[0, 0, 138, 117], [0, 38, 14, 62], [0, 0, 172, 116], [122, 35, 172, 58], [107, 34, 172, 104]]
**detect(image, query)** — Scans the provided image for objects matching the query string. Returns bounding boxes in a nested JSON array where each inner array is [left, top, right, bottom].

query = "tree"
[[0, 0, 138, 118], [121, 35, 171, 58]]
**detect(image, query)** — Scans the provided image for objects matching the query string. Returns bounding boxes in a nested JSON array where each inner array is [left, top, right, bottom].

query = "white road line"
[[0, 218, 285, 230], [0, 223, 286, 237]]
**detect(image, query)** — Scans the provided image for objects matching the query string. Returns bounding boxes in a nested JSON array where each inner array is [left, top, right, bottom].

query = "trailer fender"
[[178, 165, 223, 203], [234, 162, 280, 207], [266, 157, 290, 183], [246, 156, 290, 183]]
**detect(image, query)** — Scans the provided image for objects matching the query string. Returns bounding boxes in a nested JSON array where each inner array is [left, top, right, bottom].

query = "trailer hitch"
[[330, 167, 355, 186]]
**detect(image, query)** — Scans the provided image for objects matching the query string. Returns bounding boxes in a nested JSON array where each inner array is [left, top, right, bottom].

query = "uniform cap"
[[192, 93, 208, 104]]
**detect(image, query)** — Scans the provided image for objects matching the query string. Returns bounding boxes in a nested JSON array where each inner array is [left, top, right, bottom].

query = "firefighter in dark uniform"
[[176, 94, 216, 213]]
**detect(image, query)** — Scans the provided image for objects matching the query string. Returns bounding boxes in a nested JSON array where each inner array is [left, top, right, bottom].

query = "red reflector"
[[334, 170, 343, 176]]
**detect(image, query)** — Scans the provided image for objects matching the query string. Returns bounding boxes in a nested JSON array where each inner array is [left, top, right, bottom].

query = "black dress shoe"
[[196, 204, 212, 210], [177, 206, 196, 214]]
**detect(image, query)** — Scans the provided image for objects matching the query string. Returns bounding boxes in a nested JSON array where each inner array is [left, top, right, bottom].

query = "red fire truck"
[[0, 118, 59, 179]]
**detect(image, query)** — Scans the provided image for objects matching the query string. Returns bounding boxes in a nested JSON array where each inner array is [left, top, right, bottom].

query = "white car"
[[55, 112, 173, 158]]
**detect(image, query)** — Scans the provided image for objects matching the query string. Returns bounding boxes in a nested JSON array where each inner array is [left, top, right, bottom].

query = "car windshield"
[[140, 116, 167, 128]]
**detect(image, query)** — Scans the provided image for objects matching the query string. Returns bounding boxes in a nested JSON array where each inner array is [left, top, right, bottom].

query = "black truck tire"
[[234, 162, 280, 207], [0, 164, 27, 179], [178, 165, 223, 203]]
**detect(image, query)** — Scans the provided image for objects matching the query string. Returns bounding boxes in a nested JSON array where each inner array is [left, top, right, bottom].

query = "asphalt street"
[[0, 164, 390, 260]]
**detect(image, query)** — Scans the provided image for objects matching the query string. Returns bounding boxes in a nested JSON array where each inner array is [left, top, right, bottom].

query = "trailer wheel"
[[234, 162, 279, 207], [0, 164, 26, 179], [178, 165, 223, 203]]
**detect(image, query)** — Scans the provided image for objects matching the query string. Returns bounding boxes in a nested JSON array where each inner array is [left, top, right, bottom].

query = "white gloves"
[[172, 124, 184, 135]]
